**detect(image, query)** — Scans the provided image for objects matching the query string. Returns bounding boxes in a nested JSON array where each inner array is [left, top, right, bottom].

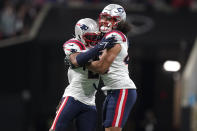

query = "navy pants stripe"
[[103, 89, 137, 128], [50, 96, 97, 131], [51, 96, 69, 130], [112, 89, 128, 127]]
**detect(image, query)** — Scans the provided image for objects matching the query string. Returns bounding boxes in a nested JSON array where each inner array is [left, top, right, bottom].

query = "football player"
[[74, 4, 138, 131], [49, 18, 116, 131]]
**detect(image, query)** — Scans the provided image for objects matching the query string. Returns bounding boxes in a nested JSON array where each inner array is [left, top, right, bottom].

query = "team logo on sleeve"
[[70, 49, 77, 53], [112, 34, 116, 37]]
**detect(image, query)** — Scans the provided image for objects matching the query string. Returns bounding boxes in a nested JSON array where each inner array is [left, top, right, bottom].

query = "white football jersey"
[[62, 38, 99, 106], [101, 30, 136, 90]]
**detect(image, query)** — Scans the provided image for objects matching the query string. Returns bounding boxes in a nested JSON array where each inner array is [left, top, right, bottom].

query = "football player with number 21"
[[75, 4, 138, 131], [49, 18, 117, 131]]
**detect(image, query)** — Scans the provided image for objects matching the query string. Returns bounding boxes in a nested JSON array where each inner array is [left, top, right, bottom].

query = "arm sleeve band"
[[76, 46, 100, 66]]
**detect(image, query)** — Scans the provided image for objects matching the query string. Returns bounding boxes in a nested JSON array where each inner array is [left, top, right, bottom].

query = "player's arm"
[[87, 44, 121, 74], [69, 52, 80, 66], [64, 37, 116, 67], [87, 30, 124, 74], [75, 36, 117, 66], [63, 41, 82, 67]]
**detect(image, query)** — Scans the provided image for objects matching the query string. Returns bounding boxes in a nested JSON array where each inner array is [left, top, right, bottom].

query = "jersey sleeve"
[[104, 30, 127, 44], [63, 39, 86, 56]]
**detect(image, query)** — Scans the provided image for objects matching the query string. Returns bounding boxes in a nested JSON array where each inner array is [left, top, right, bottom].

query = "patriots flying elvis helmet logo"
[[76, 23, 89, 31]]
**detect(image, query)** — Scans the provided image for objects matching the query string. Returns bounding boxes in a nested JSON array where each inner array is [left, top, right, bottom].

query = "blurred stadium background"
[[0, 0, 197, 131]]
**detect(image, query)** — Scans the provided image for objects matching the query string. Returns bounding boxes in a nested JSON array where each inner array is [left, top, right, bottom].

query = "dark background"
[[0, 2, 197, 131]]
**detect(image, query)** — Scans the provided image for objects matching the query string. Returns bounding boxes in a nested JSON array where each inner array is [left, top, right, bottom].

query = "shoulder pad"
[[63, 39, 86, 50], [104, 30, 126, 43], [63, 39, 86, 56]]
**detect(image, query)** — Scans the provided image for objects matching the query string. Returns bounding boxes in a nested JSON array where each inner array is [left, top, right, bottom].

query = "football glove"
[[96, 36, 117, 51]]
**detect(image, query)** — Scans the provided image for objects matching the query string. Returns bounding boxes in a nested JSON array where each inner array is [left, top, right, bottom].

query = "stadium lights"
[[163, 60, 181, 72]]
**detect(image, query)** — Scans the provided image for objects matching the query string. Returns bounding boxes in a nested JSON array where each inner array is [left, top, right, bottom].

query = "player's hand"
[[64, 56, 72, 67], [97, 36, 117, 51], [64, 48, 77, 66], [64, 55, 76, 68]]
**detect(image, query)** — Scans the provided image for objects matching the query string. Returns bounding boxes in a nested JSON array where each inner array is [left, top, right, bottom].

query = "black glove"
[[96, 36, 117, 51]]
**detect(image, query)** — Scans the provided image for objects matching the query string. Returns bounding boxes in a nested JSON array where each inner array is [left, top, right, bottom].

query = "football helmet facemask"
[[75, 18, 101, 47], [99, 4, 126, 33]]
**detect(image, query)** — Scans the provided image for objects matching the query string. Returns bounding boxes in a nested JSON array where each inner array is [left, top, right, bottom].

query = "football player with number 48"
[[75, 4, 138, 131], [49, 18, 117, 131]]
